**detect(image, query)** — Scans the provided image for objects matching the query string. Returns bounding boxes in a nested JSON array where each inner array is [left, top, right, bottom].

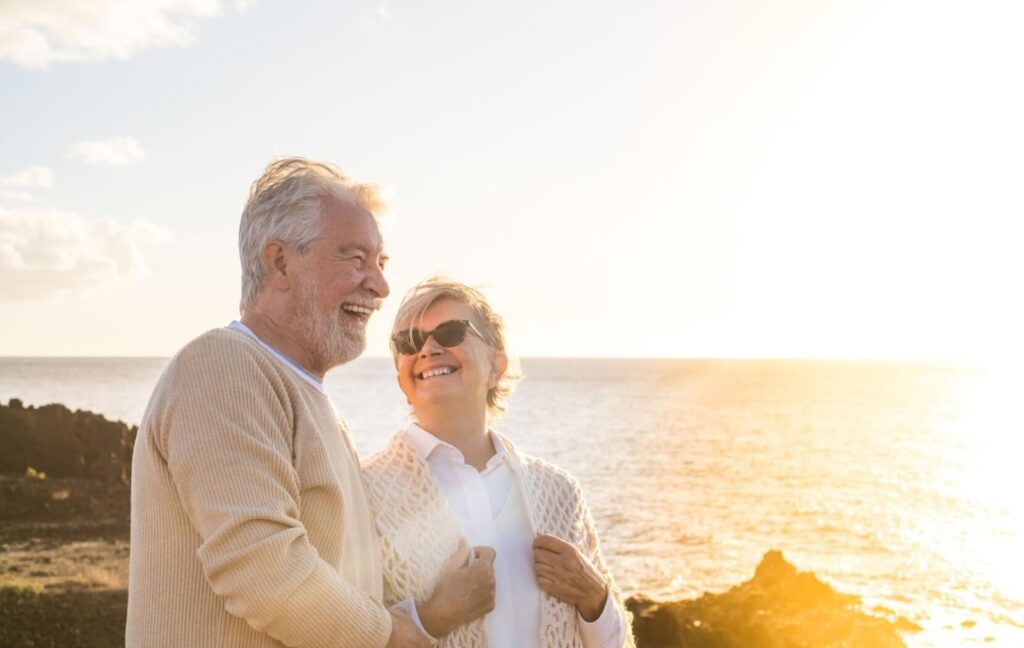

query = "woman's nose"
[[419, 334, 444, 356]]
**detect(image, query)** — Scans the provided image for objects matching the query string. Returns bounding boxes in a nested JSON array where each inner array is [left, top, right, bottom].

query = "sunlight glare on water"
[[947, 366, 1024, 614]]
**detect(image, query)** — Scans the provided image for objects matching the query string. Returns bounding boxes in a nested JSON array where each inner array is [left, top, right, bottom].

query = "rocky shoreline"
[[627, 550, 910, 647], [1, 399, 911, 647]]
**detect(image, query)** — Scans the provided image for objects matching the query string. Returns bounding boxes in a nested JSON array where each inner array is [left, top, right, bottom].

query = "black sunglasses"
[[391, 319, 489, 355]]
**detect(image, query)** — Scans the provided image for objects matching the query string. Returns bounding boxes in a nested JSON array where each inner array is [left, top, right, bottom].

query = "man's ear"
[[261, 241, 291, 290], [488, 351, 509, 389]]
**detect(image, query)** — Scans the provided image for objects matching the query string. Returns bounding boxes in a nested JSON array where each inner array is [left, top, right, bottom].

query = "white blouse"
[[405, 424, 629, 648]]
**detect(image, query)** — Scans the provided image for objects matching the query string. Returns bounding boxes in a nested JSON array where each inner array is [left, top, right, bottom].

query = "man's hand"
[[417, 538, 496, 638], [533, 534, 607, 621], [385, 608, 430, 648]]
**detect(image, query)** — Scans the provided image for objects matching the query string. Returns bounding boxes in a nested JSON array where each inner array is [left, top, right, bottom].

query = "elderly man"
[[126, 158, 491, 648]]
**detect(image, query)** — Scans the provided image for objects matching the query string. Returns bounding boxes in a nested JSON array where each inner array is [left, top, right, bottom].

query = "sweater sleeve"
[[155, 341, 392, 648], [576, 486, 637, 648]]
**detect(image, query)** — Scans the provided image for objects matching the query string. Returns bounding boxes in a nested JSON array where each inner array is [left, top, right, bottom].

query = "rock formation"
[[628, 550, 906, 647], [0, 399, 136, 482]]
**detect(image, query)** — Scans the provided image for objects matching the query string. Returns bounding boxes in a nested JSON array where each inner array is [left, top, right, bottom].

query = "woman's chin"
[[411, 391, 484, 417]]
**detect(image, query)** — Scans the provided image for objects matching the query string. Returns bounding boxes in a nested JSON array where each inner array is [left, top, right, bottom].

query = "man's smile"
[[341, 302, 374, 322]]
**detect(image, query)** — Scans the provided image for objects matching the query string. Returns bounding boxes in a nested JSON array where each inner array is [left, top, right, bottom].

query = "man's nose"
[[365, 263, 390, 298]]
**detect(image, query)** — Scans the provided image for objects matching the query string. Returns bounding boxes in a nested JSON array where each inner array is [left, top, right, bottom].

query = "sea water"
[[2, 356, 1021, 646]]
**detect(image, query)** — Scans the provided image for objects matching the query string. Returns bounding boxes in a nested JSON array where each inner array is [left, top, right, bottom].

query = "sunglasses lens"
[[433, 321, 469, 347], [393, 320, 474, 355], [393, 331, 420, 355]]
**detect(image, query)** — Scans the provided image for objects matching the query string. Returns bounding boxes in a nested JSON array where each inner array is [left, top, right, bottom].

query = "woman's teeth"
[[419, 367, 454, 380]]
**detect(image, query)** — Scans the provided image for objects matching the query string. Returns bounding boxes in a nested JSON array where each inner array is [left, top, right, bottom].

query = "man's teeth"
[[341, 304, 372, 316], [420, 367, 454, 379]]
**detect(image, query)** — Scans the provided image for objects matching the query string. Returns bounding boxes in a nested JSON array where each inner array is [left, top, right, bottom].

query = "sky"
[[1, 0, 1021, 360]]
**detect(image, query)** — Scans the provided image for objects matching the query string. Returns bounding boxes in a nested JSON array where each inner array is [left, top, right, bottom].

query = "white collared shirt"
[[405, 424, 628, 648]]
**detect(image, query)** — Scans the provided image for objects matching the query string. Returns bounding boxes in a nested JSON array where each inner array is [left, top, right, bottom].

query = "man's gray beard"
[[298, 282, 366, 370]]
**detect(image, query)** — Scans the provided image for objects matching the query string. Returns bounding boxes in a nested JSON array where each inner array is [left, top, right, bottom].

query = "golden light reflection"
[[947, 366, 1024, 604]]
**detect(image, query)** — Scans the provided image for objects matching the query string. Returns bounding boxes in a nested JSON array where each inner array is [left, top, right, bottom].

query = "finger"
[[534, 547, 572, 570], [443, 537, 472, 572], [470, 559, 497, 585], [473, 545, 497, 565], [533, 552, 565, 572], [533, 562, 559, 580], [533, 534, 572, 554], [533, 544, 565, 562]]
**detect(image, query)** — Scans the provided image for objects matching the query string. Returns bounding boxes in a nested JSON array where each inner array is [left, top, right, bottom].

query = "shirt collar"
[[405, 423, 509, 471], [227, 320, 324, 392], [405, 423, 447, 461]]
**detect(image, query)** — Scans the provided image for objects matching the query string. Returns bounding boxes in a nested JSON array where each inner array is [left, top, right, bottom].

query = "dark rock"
[[0, 400, 136, 482], [628, 550, 906, 647], [628, 597, 679, 648]]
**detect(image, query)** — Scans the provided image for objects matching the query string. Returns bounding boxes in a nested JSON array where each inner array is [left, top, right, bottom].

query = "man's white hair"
[[238, 157, 385, 310]]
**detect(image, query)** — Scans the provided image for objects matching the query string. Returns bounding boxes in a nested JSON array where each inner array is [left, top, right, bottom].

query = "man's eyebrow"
[[337, 243, 370, 254], [338, 243, 388, 261]]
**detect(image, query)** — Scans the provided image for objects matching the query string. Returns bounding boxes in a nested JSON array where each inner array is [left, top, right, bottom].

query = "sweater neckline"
[[224, 325, 330, 399]]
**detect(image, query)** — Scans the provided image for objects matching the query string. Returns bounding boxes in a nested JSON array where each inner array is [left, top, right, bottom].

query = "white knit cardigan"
[[361, 429, 636, 648]]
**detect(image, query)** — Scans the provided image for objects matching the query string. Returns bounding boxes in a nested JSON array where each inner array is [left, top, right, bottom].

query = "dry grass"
[[1, 475, 130, 647]]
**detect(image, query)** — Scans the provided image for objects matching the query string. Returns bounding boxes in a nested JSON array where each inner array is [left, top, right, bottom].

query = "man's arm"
[[157, 343, 392, 648]]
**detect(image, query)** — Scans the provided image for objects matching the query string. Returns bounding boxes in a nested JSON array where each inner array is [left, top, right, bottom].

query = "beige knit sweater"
[[361, 429, 636, 648], [126, 328, 391, 648]]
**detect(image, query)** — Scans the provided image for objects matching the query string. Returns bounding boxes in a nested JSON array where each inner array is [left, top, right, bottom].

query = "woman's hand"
[[418, 539, 496, 638], [533, 534, 608, 621]]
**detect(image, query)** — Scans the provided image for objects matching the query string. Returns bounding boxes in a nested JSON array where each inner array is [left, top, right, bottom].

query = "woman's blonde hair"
[[391, 277, 522, 419]]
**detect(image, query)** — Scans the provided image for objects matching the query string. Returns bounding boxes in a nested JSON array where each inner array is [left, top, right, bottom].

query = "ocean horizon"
[[2, 356, 1021, 646]]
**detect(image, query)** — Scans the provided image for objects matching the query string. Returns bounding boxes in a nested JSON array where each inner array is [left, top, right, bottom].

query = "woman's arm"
[[533, 534, 608, 620], [575, 502, 636, 648], [531, 484, 636, 648]]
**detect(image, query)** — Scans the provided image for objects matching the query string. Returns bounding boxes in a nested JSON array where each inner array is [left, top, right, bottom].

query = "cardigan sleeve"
[[155, 340, 392, 648], [576, 486, 637, 648]]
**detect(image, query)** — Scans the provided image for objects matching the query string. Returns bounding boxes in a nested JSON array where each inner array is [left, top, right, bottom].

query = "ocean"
[[1, 356, 1021, 646]]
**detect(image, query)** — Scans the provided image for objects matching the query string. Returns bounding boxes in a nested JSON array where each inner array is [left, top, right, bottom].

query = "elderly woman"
[[362, 278, 634, 648]]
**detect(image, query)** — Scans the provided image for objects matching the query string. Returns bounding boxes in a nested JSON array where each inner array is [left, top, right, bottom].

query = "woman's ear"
[[488, 351, 509, 389]]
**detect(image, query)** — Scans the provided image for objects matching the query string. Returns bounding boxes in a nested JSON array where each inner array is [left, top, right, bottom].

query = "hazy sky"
[[1, 0, 1021, 360]]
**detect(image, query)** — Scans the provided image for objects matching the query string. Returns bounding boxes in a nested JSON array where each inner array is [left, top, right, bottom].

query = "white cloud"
[[0, 206, 168, 301], [1, 165, 53, 188], [0, 0, 249, 69], [70, 136, 146, 166], [0, 190, 34, 202]]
